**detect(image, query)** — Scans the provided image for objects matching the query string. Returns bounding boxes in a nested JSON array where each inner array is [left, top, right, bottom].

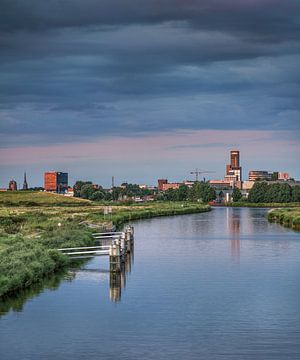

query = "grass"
[[0, 190, 90, 207], [0, 192, 210, 297], [268, 208, 300, 231]]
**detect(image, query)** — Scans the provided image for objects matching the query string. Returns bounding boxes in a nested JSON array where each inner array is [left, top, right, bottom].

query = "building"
[[138, 184, 156, 190], [278, 172, 290, 181], [162, 182, 181, 191], [209, 180, 231, 189], [8, 179, 17, 191], [243, 180, 255, 190], [158, 179, 168, 191], [182, 180, 195, 188], [44, 171, 68, 193], [23, 172, 28, 190], [64, 187, 74, 197], [158, 178, 183, 191], [224, 150, 242, 188], [248, 170, 272, 181]]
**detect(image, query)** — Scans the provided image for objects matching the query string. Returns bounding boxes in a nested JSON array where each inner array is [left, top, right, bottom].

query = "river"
[[1, 207, 300, 360]]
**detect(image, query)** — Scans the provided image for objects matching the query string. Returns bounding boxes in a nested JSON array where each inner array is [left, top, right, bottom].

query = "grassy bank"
[[226, 202, 300, 208], [0, 192, 210, 297], [268, 208, 300, 231]]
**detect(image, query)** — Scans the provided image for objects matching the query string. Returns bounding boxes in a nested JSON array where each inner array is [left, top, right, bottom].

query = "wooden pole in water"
[[109, 239, 121, 272], [125, 229, 131, 253]]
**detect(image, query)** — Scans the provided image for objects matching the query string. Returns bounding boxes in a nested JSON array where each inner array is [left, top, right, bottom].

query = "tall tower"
[[230, 150, 240, 168], [23, 172, 28, 190], [225, 150, 242, 187], [112, 176, 115, 188]]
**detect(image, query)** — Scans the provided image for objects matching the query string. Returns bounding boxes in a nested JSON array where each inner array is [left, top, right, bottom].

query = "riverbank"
[[0, 192, 210, 297], [268, 208, 300, 231], [226, 202, 300, 208]]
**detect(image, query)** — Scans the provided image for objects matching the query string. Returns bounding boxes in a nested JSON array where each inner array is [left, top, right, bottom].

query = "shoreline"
[[267, 208, 300, 231], [214, 202, 300, 208], [0, 202, 210, 298]]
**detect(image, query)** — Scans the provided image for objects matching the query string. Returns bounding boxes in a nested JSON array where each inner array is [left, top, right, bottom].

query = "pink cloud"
[[0, 130, 298, 167]]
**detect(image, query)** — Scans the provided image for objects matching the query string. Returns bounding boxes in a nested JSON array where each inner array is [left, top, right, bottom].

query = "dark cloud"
[[0, 0, 299, 146], [1, 1, 299, 41]]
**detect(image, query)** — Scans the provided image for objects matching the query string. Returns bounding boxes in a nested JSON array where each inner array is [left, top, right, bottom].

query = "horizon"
[[1, 1, 300, 187], [3, 144, 298, 189]]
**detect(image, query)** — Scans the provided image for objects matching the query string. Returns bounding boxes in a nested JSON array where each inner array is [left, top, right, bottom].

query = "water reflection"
[[226, 208, 241, 261], [0, 269, 72, 317], [1, 209, 300, 360], [110, 249, 134, 302], [0, 246, 134, 316]]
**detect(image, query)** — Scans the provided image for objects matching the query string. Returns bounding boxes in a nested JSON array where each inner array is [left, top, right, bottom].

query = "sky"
[[0, 0, 299, 188]]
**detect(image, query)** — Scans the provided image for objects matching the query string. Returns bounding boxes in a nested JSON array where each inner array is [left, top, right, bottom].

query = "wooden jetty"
[[57, 225, 134, 273]]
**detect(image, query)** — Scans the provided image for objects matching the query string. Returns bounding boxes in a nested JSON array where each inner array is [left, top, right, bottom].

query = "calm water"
[[1, 207, 300, 360]]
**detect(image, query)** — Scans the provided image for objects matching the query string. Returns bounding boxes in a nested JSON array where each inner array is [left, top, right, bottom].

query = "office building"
[[44, 171, 68, 193], [248, 170, 272, 181]]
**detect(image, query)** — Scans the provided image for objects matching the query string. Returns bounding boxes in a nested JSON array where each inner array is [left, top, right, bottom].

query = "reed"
[[268, 208, 300, 231]]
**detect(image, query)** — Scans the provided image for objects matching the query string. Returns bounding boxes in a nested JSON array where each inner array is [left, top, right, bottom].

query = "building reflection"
[[109, 247, 134, 302], [227, 208, 241, 261]]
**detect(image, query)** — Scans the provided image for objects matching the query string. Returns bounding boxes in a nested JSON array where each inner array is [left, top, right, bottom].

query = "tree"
[[90, 190, 105, 201], [271, 172, 279, 181], [292, 185, 300, 202], [177, 185, 189, 201], [188, 182, 216, 202], [80, 184, 97, 199], [277, 183, 292, 203], [249, 181, 292, 203], [73, 181, 92, 197], [232, 188, 242, 202], [248, 181, 269, 203]]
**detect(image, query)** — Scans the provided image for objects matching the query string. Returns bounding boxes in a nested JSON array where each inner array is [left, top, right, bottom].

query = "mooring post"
[[125, 228, 132, 253], [109, 239, 121, 272], [129, 225, 134, 240], [120, 233, 126, 256]]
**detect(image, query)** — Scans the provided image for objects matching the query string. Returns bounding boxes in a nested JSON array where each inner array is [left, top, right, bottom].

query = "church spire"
[[23, 171, 28, 190]]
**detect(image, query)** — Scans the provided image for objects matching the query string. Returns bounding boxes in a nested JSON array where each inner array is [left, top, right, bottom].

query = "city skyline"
[[2, 145, 297, 189], [1, 1, 300, 187]]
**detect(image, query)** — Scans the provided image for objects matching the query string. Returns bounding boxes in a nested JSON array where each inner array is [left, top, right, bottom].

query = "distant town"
[[3, 150, 300, 204]]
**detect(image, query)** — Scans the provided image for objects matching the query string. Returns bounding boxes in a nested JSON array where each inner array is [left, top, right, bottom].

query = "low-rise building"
[[278, 172, 290, 180], [162, 182, 181, 191], [8, 179, 17, 191], [158, 179, 168, 191], [242, 180, 255, 190]]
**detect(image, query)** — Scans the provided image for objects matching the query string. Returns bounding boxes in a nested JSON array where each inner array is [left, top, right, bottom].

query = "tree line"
[[248, 182, 300, 203], [73, 181, 155, 201], [73, 181, 216, 203], [157, 182, 216, 202]]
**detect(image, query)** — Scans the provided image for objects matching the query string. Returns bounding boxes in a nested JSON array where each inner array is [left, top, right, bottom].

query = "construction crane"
[[190, 168, 215, 182]]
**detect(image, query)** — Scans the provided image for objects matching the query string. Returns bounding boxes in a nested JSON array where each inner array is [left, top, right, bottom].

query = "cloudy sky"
[[0, 0, 299, 187]]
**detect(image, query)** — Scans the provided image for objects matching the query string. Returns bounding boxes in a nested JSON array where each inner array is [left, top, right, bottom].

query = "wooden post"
[[120, 233, 126, 256], [129, 225, 134, 240], [109, 239, 121, 272], [124, 229, 131, 253]]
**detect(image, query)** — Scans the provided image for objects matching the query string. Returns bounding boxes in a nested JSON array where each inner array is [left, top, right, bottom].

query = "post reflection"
[[109, 247, 134, 303], [227, 208, 241, 261]]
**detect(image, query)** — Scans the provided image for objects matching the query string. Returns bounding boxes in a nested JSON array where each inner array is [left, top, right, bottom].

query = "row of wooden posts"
[[105, 225, 134, 273], [57, 225, 134, 274]]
